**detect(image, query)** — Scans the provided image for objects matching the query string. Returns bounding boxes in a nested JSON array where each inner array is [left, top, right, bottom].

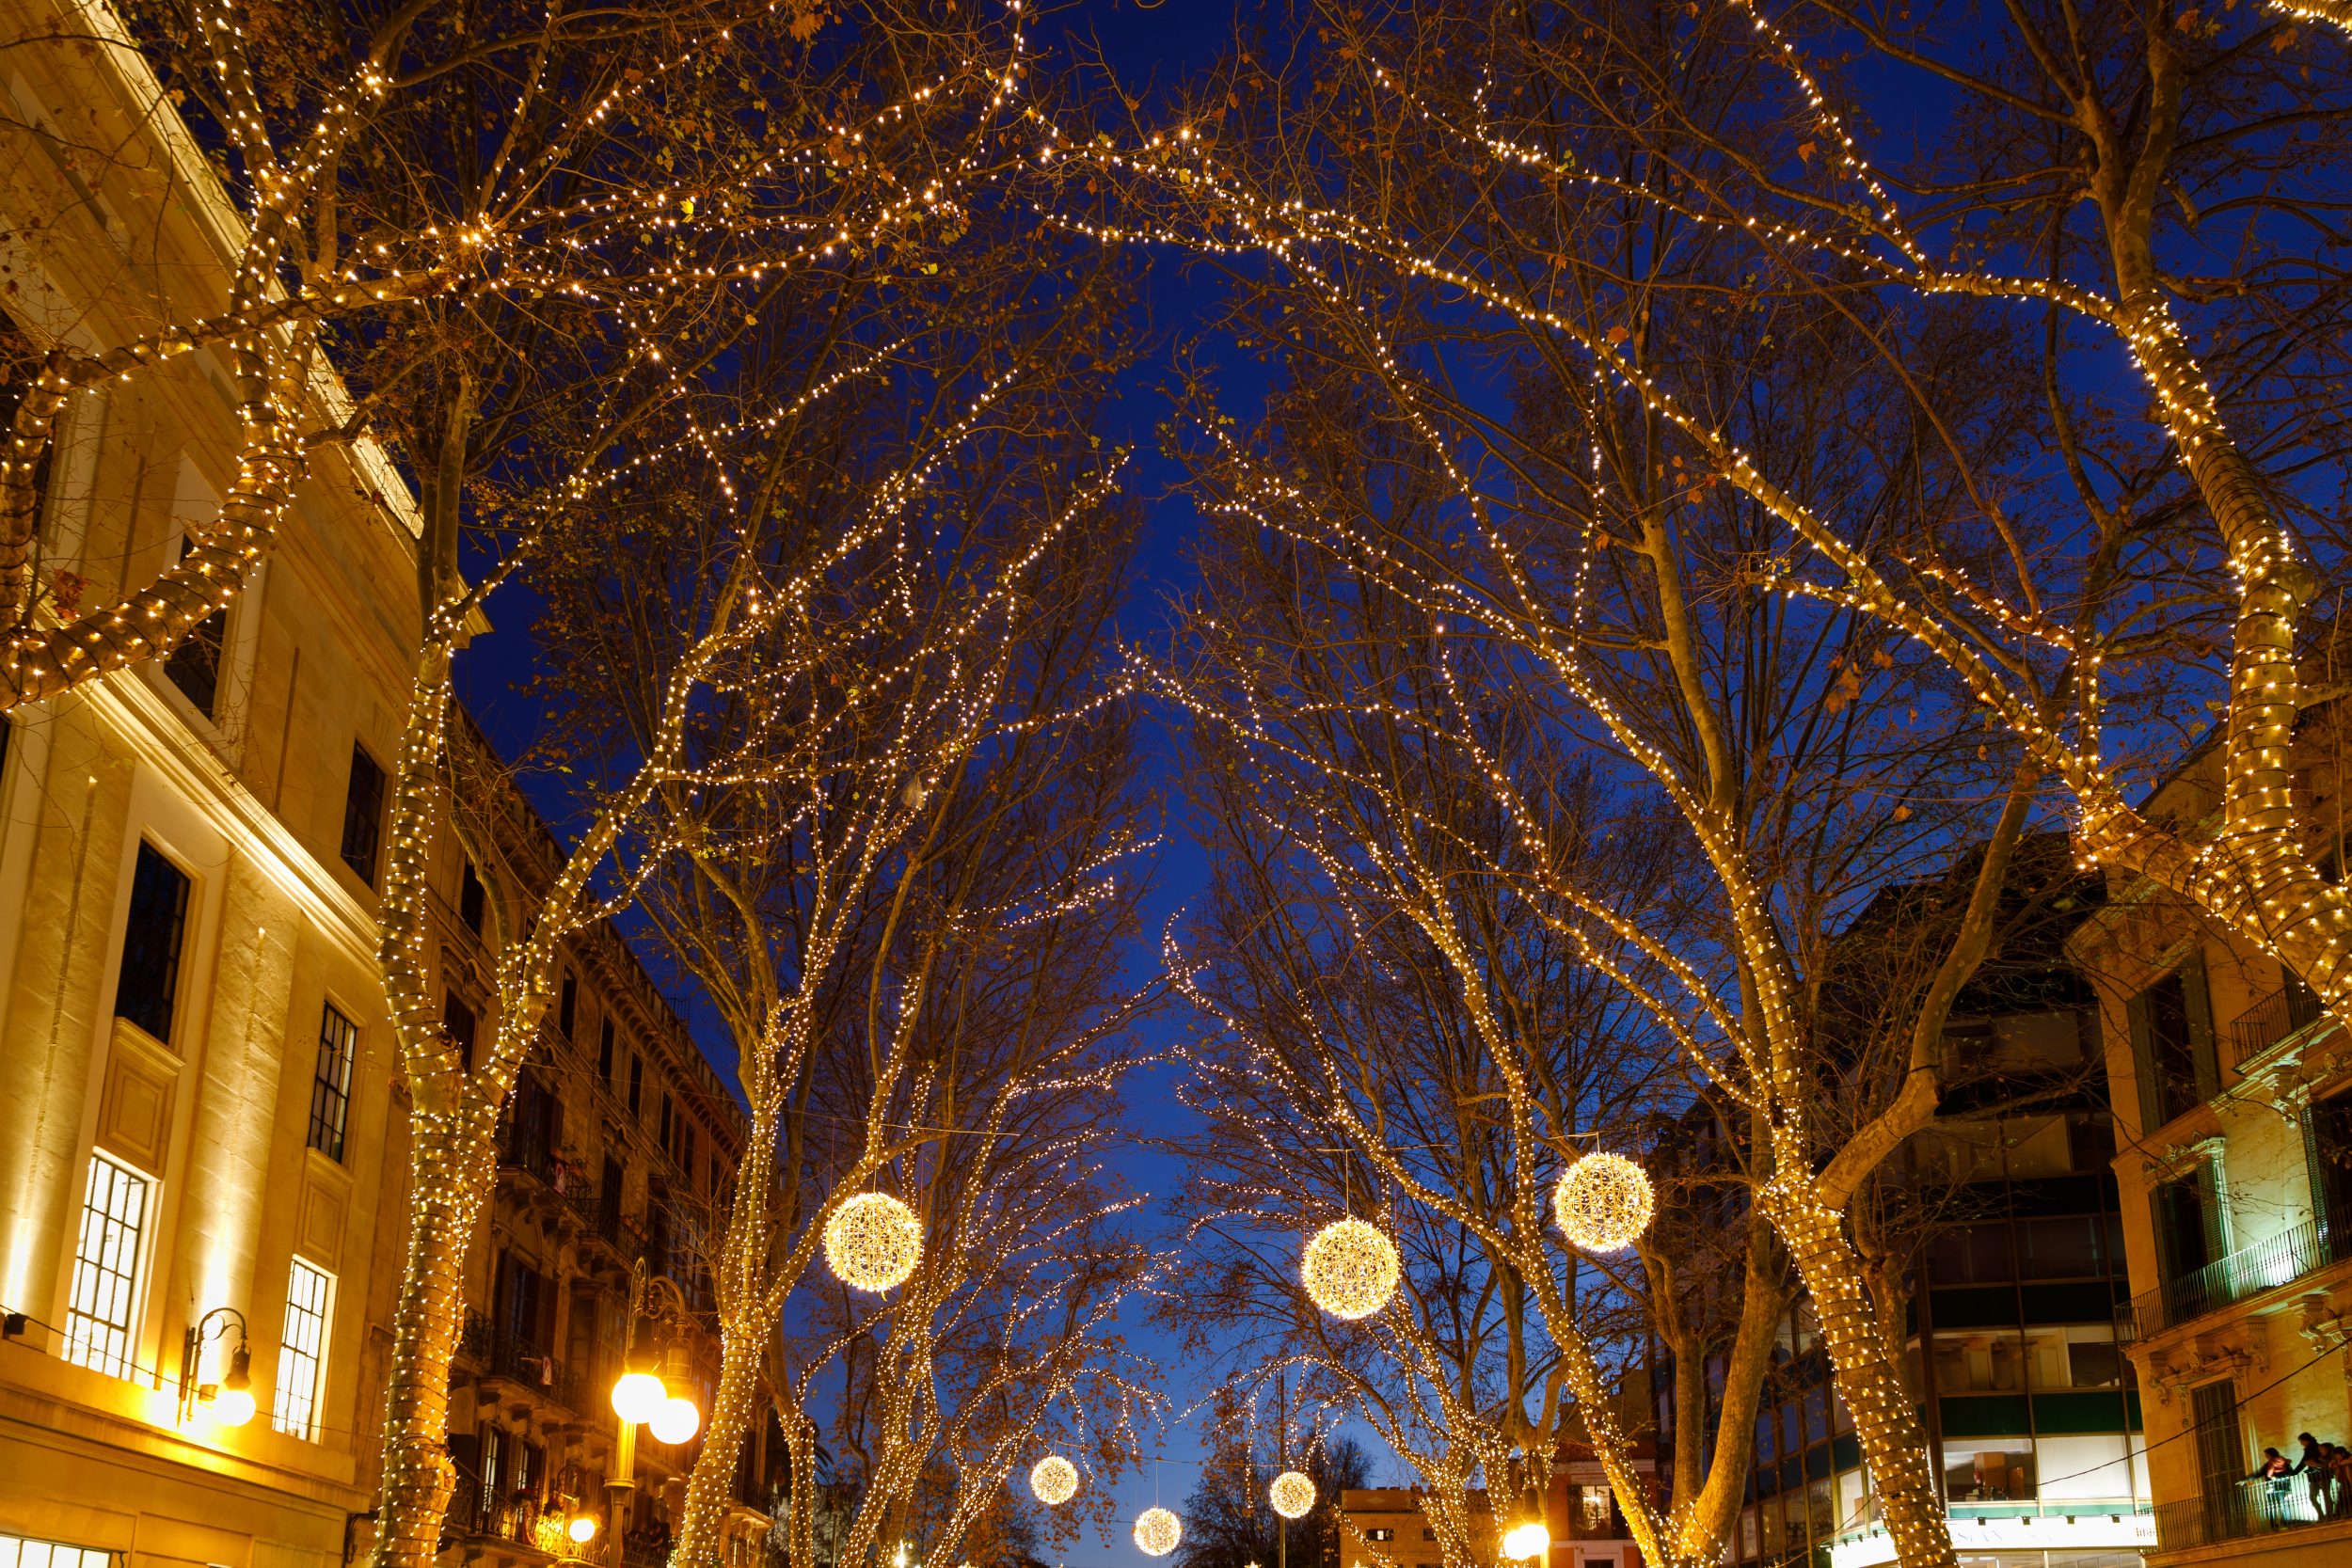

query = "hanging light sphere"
[[1552, 1152, 1654, 1253], [1030, 1454, 1080, 1506], [1269, 1470, 1316, 1520], [1300, 1217, 1400, 1320], [1133, 1508, 1183, 1558], [825, 1191, 923, 1291]]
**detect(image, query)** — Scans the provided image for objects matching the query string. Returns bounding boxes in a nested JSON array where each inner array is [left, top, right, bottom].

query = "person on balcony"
[[2294, 1433, 2335, 1519]]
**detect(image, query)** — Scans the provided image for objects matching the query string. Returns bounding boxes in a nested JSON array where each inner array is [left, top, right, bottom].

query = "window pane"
[[308, 1004, 358, 1162], [114, 844, 190, 1043], [164, 609, 226, 717], [340, 745, 385, 885], [64, 1154, 149, 1379], [272, 1259, 332, 1440]]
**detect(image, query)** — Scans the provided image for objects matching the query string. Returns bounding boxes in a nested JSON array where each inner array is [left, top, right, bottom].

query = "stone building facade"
[[0, 5, 770, 1568], [2073, 715, 2352, 1568]]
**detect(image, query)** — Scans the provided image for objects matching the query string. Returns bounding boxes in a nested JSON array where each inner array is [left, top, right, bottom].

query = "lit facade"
[[1335, 1453, 1654, 1568], [2072, 718, 2352, 1568], [0, 3, 427, 1566], [0, 4, 771, 1567]]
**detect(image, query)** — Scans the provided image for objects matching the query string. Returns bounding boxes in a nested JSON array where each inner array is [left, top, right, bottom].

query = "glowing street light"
[[1502, 1520, 1550, 1561], [178, 1307, 255, 1429], [605, 1260, 702, 1544]]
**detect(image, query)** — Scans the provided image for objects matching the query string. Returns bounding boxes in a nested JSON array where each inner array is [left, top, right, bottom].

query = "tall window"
[[558, 974, 577, 1038], [164, 608, 227, 718], [339, 744, 385, 885], [459, 861, 486, 936], [308, 1003, 358, 1161], [64, 1153, 150, 1378], [273, 1259, 333, 1440], [628, 1054, 643, 1117], [442, 992, 479, 1072], [597, 1019, 615, 1082], [115, 842, 190, 1043], [2130, 958, 2217, 1132], [659, 1091, 674, 1148]]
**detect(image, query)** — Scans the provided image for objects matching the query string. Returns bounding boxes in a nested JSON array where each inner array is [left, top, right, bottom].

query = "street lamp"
[[605, 1260, 702, 1545], [178, 1307, 255, 1428], [1501, 1521, 1550, 1563]]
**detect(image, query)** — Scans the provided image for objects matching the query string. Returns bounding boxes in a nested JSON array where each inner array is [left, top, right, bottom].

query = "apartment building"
[[0, 5, 774, 1568], [2072, 715, 2352, 1568], [1651, 844, 2152, 1568], [424, 746, 775, 1568]]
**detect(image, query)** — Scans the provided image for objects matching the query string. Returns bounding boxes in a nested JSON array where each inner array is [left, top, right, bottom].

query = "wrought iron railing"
[[2230, 983, 2328, 1072], [2154, 1475, 2349, 1552], [457, 1310, 583, 1410], [448, 1479, 548, 1546], [2122, 1205, 2352, 1341]]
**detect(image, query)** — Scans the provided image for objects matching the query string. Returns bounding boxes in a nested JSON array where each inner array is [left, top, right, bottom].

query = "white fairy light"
[[1134, 1508, 1183, 1557], [1030, 1454, 1080, 1506], [1270, 1470, 1316, 1519]]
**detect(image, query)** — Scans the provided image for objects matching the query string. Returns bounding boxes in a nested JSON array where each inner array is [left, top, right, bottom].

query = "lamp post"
[[607, 1259, 702, 1551], [178, 1307, 255, 1428]]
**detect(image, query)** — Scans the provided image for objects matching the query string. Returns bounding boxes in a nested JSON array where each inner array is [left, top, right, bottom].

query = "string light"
[[1270, 1471, 1316, 1519], [1300, 1217, 1401, 1320], [1552, 1153, 1654, 1253], [1030, 1455, 1080, 1505], [1134, 1508, 1183, 1557], [824, 1191, 924, 1291]]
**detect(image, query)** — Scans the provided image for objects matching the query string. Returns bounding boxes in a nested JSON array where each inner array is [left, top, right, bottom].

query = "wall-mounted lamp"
[[179, 1306, 254, 1427]]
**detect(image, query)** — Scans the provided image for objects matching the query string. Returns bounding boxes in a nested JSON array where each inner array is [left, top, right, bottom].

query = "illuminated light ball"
[[569, 1515, 599, 1544], [824, 1191, 923, 1291], [212, 1386, 257, 1427], [1300, 1218, 1400, 1320], [612, 1370, 667, 1423], [1502, 1522, 1550, 1561], [1030, 1454, 1080, 1506], [1133, 1508, 1183, 1558], [1551, 1152, 1654, 1253], [650, 1395, 701, 1446], [1269, 1470, 1316, 1520]]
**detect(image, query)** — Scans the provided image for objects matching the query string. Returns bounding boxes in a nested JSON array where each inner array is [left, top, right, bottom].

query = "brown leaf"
[[1605, 324, 1629, 344]]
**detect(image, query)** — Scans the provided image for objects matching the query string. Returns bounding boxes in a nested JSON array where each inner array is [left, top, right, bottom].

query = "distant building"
[[1337, 1444, 1655, 1568]]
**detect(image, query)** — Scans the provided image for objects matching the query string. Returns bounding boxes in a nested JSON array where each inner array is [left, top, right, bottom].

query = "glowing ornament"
[[1300, 1218, 1400, 1319], [1551, 1152, 1653, 1253], [825, 1191, 923, 1291], [1030, 1454, 1080, 1506], [1270, 1470, 1316, 1519], [1502, 1521, 1550, 1561], [568, 1515, 599, 1544], [1134, 1508, 1183, 1557]]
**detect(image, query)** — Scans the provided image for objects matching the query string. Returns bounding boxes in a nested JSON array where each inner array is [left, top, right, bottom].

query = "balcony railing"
[[2229, 983, 2328, 1073], [458, 1310, 584, 1410], [2153, 1476, 2350, 1553], [448, 1479, 553, 1549], [2122, 1205, 2352, 1341]]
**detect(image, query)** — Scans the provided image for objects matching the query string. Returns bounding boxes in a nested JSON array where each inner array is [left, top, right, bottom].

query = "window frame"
[[339, 742, 387, 886], [308, 1000, 358, 1162], [113, 840, 192, 1044], [272, 1257, 334, 1441], [63, 1151, 152, 1381]]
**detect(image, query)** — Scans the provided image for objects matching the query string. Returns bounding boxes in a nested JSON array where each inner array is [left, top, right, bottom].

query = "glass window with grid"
[[273, 1259, 333, 1439], [63, 1154, 149, 1379], [309, 1003, 358, 1161], [0, 1535, 114, 1568]]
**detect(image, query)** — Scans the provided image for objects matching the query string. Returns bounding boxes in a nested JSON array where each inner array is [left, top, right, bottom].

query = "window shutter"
[[2128, 991, 2161, 1138], [2196, 1161, 2229, 1262], [2181, 950, 2220, 1100]]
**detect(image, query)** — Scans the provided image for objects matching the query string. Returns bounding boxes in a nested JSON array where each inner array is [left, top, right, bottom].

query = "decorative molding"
[[2147, 1324, 2269, 1406]]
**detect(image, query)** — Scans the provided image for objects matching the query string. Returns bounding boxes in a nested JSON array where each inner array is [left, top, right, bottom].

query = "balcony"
[[2121, 1206, 2352, 1342], [2228, 984, 2327, 1075], [448, 1479, 557, 1552], [460, 1310, 585, 1411], [2153, 1476, 2352, 1554]]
